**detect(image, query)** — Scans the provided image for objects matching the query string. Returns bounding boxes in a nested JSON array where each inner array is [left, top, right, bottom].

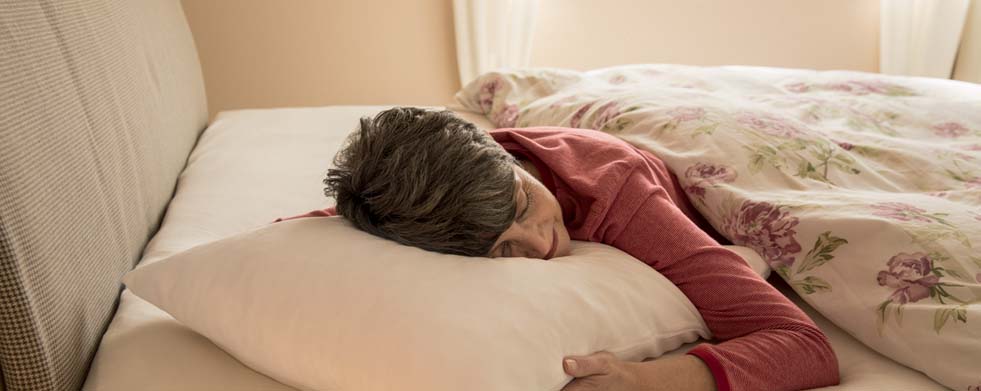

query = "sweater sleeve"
[[273, 206, 337, 223], [604, 169, 839, 391]]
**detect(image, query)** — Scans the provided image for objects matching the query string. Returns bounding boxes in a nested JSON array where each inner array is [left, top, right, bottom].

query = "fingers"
[[563, 351, 615, 378]]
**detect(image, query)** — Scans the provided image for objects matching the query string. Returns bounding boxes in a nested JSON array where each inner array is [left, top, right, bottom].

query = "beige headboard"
[[0, 1, 207, 390]]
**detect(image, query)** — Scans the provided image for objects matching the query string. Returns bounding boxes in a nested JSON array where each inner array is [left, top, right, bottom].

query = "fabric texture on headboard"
[[0, 1, 207, 390]]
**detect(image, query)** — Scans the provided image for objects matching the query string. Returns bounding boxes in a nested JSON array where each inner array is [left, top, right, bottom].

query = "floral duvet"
[[456, 65, 981, 390]]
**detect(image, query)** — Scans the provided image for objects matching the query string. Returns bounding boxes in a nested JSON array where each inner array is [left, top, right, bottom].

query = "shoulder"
[[490, 127, 643, 162], [491, 127, 653, 194], [490, 126, 624, 144]]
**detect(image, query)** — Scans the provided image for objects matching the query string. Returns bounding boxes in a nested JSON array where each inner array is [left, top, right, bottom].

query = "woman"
[[279, 107, 839, 391]]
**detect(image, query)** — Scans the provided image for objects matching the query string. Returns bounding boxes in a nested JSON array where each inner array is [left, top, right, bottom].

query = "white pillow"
[[123, 217, 709, 391]]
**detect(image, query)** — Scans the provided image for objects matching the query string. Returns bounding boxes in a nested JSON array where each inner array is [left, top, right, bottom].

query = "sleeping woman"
[[278, 107, 840, 391]]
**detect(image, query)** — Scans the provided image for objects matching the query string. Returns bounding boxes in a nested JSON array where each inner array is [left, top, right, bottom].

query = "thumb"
[[563, 351, 614, 377]]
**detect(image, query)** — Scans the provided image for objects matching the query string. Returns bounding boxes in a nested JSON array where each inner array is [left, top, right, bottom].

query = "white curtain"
[[880, 0, 971, 78], [453, 0, 539, 86]]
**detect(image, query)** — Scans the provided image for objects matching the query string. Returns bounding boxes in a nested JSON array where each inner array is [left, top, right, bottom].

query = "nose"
[[515, 221, 551, 259]]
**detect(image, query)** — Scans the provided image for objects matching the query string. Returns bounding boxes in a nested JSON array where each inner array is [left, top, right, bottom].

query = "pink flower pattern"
[[548, 95, 577, 109], [722, 201, 802, 268], [478, 77, 504, 113], [569, 101, 623, 130], [833, 140, 854, 151], [736, 112, 803, 138], [870, 202, 932, 223], [876, 252, 939, 304], [827, 83, 856, 92], [591, 102, 621, 130], [491, 104, 519, 128], [668, 107, 706, 122], [684, 162, 737, 198], [965, 177, 981, 188], [785, 82, 809, 93], [932, 122, 970, 138], [569, 103, 594, 128], [848, 80, 890, 94]]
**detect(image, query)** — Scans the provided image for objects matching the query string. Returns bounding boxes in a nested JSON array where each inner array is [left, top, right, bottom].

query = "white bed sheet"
[[82, 106, 943, 390]]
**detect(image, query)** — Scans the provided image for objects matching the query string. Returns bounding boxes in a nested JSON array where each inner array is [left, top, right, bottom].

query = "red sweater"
[[280, 127, 839, 391]]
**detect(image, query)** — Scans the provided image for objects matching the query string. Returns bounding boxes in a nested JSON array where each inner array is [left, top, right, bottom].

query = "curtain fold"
[[453, 0, 539, 86], [953, 0, 980, 82], [880, 0, 971, 78]]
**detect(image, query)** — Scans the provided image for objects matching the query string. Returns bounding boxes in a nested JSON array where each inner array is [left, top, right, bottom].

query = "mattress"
[[82, 106, 944, 390]]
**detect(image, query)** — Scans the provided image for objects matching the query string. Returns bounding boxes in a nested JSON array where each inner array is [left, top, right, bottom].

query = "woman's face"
[[488, 163, 571, 259]]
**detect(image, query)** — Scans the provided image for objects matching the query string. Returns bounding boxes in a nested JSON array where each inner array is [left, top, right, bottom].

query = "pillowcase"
[[123, 217, 711, 391]]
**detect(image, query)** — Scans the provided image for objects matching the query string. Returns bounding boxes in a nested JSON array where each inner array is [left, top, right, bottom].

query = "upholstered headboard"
[[0, 1, 207, 390]]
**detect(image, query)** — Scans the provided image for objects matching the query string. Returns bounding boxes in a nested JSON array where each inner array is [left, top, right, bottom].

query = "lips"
[[544, 228, 558, 260]]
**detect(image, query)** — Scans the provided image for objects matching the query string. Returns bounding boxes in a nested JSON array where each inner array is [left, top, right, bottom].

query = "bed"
[[79, 106, 944, 390], [0, 1, 973, 390]]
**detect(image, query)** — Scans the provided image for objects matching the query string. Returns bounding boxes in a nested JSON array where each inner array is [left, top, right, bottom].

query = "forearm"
[[688, 325, 839, 391], [628, 355, 716, 391], [609, 190, 839, 390]]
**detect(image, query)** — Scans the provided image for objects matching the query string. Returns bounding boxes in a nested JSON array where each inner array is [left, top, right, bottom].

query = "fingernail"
[[564, 359, 577, 372]]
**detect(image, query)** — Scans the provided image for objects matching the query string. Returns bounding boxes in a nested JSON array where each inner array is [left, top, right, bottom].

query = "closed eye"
[[493, 184, 532, 258], [517, 186, 533, 222]]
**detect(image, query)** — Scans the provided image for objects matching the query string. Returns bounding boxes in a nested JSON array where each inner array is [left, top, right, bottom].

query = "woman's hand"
[[561, 352, 716, 391], [561, 351, 643, 391]]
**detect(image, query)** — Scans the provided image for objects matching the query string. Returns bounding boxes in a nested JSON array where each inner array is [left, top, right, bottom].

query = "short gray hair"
[[324, 107, 517, 256]]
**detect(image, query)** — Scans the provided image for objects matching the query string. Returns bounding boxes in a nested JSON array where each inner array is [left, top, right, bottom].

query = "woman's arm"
[[273, 206, 337, 222], [596, 170, 839, 391]]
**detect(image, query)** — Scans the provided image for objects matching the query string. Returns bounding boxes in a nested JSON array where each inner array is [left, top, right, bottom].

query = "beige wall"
[[531, 0, 880, 71], [181, 0, 460, 119], [954, 0, 980, 83], [183, 0, 882, 120]]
